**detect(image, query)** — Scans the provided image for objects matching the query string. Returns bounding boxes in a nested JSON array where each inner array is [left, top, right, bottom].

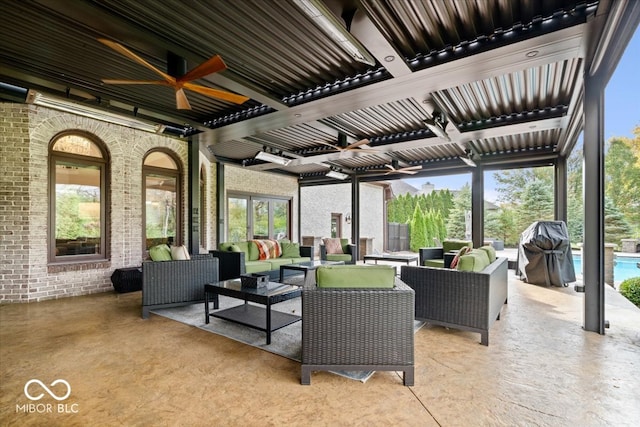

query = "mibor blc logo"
[[16, 379, 79, 414]]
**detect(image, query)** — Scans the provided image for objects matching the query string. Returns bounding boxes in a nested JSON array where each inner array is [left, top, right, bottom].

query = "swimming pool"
[[573, 254, 640, 283]]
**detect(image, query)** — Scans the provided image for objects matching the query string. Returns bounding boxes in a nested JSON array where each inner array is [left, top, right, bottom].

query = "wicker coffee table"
[[204, 280, 301, 345]]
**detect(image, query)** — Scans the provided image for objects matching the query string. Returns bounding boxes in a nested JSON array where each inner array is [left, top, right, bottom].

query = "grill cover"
[[517, 221, 576, 286]]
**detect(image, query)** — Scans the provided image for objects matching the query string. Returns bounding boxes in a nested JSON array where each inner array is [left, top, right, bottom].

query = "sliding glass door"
[[227, 193, 290, 241]]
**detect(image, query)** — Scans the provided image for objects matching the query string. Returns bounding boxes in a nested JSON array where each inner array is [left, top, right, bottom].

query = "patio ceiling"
[[0, 0, 635, 183]]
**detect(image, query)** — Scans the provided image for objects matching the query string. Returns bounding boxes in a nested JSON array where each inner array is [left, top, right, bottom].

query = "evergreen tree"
[[605, 197, 633, 248], [410, 205, 427, 252], [605, 132, 640, 237], [516, 179, 554, 231], [447, 183, 471, 239]]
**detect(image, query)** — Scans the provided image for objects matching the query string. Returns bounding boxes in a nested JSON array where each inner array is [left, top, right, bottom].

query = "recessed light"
[[526, 50, 539, 58], [294, 113, 302, 118], [384, 55, 395, 62]]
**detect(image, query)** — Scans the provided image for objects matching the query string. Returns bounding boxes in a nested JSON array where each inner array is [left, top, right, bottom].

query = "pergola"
[[1, 0, 638, 333]]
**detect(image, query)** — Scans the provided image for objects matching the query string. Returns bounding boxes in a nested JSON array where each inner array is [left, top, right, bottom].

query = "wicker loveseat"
[[401, 254, 508, 346], [301, 265, 415, 386], [142, 254, 219, 318]]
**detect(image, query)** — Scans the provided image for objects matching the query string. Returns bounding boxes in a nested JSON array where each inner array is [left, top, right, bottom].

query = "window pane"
[[252, 200, 269, 239], [145, 174, 177, 249], [228, 197, 248, 242], [144, 151, 177, 169], [53, 135, 103, 158], [55, 161, 101, 256], [273, 200, 288, 240]]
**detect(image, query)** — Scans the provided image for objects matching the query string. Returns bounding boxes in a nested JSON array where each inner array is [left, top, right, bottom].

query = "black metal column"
[[216, 162, 225, 247], [351, 177, 360, 261], [582, 73, 606, 334], [187, 138, 200, 254], [471, 166, 484, 249], [555, 156, 568, 223]]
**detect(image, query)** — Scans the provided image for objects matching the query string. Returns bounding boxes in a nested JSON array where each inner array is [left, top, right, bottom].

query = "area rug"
[[151, 295, 424, 383]]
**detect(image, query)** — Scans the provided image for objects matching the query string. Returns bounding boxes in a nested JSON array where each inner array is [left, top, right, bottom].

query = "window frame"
[[48, 131, 109, 263], [226, 191, 292, 241]]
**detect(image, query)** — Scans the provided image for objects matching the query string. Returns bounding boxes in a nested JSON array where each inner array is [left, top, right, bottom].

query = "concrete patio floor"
[[1, 271, 639, 426]]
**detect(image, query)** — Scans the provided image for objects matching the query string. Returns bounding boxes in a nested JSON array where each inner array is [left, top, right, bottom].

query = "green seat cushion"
[[326, 253, 352, 262], [442, 240, 472, 253], [478, 245, 497, 263], [424, 259, 445, 268], [316, 265, 395, 288], [456, 249, 491, 272], [268, 258, 293, 269], [149, 244, 172, 261], [289, 257, 311, 264], [244, 260, 271, 273], [280, 242, 301, 258]]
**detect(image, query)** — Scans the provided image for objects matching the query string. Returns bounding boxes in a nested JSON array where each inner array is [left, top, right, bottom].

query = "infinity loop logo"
[[24, 379, 71, 401]]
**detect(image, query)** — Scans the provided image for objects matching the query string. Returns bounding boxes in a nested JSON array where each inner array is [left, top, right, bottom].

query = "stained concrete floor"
[[1, 271, 639, 426]]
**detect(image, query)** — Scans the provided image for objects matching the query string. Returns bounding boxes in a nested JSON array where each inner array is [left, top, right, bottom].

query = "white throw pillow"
[[170, 245, 191, 260]]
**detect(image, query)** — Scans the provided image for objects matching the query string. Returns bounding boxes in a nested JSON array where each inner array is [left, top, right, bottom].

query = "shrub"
[[619, 277, 640, 308]]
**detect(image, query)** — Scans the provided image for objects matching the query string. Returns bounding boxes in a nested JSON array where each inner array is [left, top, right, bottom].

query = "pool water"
[[573, 254, 640, 283]]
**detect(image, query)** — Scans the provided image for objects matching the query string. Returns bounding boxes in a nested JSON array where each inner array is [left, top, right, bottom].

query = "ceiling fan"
[[317, 138, 379, 156], [97, 38, 249, 110], [385, 159, 422, 175]]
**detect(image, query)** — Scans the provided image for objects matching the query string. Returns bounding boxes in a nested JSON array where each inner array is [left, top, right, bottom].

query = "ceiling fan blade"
[[385, 164, 395, 170], [98, 38, 175, 83], [101, 79, 171, 85], [183, 82, 249, 104], [347, 138, 371, 149], [316, 141, 344, 151], [401, 165, 423, 171], [178, 55, 227, 82], [398, 169, 419, 175], [175, 88, 191, 110]]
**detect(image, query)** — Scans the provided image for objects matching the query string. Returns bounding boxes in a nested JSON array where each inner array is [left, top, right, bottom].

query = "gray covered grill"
[[517, 221, 576, 287]]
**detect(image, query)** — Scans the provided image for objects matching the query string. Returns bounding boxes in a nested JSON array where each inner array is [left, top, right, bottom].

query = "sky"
[[404, 27, 639, 203]]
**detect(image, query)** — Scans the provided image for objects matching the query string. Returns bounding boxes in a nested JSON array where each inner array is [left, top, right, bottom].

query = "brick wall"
[[0, 104, 192, 302]]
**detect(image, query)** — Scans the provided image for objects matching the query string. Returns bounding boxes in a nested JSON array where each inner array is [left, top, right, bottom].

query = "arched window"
[[49, 132, 108, 262], [143, 150, 182, 250]]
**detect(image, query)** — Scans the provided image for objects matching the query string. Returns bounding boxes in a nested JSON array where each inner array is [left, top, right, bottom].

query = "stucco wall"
[[300, 183, 385, 254]]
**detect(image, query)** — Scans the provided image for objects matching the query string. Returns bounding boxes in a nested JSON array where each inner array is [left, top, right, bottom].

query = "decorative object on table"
[[240, 273, 269, 288]]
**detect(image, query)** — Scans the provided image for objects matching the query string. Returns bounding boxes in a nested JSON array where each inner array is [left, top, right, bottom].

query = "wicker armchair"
[[319, 239, 356, 264], [400, 257, 508, 345], [301, 276, 415, 386], [142, 254, 219, 318]]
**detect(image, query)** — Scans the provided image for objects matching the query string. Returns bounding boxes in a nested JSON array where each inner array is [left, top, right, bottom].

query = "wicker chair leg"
[[403, 368, 414, 386], [301, 367, 311, 385], [480, 332, 489, 346]]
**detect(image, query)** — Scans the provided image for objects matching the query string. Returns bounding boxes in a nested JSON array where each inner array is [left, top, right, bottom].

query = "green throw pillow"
[[478, 245, 496, 263], [228, 244, 242, 252], [456, 249, 490, 272], [280, 242, 301, 258], [149, 244, 172, 261]]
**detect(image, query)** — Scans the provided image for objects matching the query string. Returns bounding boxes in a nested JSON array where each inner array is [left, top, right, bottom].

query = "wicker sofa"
[[211, 240, 312, 281], [142, 254, 219, 318], [400, 255, 508, 346], [301, 265, 415, 386]]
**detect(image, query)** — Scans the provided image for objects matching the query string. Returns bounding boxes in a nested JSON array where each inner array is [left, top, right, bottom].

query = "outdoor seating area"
[[2, 270, 639, 425]]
